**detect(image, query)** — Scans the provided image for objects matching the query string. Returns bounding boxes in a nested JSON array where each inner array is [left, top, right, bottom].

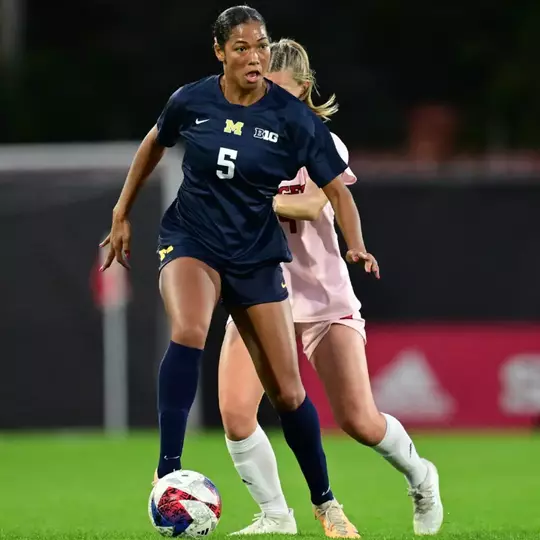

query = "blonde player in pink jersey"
[[219, 39, 443, 538]]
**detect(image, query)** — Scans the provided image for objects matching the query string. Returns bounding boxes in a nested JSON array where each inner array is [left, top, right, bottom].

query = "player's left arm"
[[274, 132, 357, 221], [272, 179, 328, 221], [323, 178, 363, 250], [301, 116, 380, 277], [324, 178, 379, 277]]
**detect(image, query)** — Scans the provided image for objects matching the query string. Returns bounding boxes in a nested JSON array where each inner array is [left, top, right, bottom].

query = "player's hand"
[[99, 216, 131, 271], [346, 249, 380, 278]]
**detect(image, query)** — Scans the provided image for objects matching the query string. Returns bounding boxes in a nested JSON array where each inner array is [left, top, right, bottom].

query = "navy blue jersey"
[[156, 75, 347, 271]]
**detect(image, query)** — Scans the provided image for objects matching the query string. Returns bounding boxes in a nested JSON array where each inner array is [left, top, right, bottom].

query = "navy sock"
[[279, 395, 334, 505], [157, 341, 203, 478]]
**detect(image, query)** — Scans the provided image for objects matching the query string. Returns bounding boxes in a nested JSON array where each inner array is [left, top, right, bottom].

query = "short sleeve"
[[299, 113, 348, 188], [156, 87, 187, 148], [330, 133, 357, 186]]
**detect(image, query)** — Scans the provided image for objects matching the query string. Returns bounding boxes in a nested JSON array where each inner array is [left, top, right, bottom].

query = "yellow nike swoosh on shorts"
[[281, 282, 287, 289]]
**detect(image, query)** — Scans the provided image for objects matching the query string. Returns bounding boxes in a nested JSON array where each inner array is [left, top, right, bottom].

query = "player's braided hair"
[[213, 5, 266, 49], [269, 39, 338, 122]]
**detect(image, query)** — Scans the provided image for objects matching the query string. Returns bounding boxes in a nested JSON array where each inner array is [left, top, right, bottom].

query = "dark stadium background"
[[2, 3, 540, 539], [1, 0, 539, 431]]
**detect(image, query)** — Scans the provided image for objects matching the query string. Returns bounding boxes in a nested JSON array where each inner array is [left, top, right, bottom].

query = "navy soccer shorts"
[[158, 240, 288, 308]]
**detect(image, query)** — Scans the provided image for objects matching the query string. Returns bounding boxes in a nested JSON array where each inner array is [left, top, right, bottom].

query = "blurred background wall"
[[1, 0, 539, 432]]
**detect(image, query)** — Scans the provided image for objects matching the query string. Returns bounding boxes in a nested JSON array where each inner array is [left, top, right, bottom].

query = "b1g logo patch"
[[254, 127, 279, 143]]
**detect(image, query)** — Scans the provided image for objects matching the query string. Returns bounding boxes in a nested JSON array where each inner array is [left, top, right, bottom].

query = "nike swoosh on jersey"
[[195, 118, 209, 124]]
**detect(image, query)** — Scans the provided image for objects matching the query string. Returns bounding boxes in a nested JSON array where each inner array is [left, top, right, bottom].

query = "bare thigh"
[[230, 300, 305, 412], [312, 324, 386, 445], [159, 257, 221, 349], [218, 321, 265, 440]]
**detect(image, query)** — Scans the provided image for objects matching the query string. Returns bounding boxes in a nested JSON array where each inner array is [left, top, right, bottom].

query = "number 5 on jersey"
[[216, 147, 237, 179]]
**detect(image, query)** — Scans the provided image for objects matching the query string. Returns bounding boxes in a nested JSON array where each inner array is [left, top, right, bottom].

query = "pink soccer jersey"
[[278, 133, 362, 322]]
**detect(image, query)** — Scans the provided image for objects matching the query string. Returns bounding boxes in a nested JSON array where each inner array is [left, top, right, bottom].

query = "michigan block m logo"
[[158, 245, 174, 261], [224, 119, 244, 136]]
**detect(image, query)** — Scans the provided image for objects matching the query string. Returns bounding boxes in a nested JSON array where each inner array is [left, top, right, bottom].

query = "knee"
[[269, 385, 306, 412], [170, 321, 208, 350], [220, 401, 258, 441], [338, 410, 386, 446]]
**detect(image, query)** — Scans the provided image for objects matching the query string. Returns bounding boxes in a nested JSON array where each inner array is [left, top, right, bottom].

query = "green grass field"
[[0, 431, 539, 540]]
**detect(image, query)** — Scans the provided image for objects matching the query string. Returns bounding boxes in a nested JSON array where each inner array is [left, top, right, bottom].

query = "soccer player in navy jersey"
[[100, 6, 369, 536]]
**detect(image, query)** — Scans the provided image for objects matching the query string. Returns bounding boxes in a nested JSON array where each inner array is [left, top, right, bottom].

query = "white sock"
[[226, 424, 289, 517], [373, 413, 428, 487]]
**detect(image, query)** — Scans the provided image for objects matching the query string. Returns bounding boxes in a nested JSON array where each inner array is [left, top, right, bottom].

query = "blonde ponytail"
[[269, 38, 338, 121]]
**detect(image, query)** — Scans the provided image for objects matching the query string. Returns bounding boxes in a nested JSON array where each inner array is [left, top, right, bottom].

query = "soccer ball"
[[148, 470, 222, 537]]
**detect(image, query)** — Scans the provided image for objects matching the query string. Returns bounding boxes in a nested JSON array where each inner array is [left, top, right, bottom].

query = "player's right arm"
[[100, 87, 187, 271], [112, 127, 166, 221], [274, 133, 356, 221], [272, 179, 328, 221]]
